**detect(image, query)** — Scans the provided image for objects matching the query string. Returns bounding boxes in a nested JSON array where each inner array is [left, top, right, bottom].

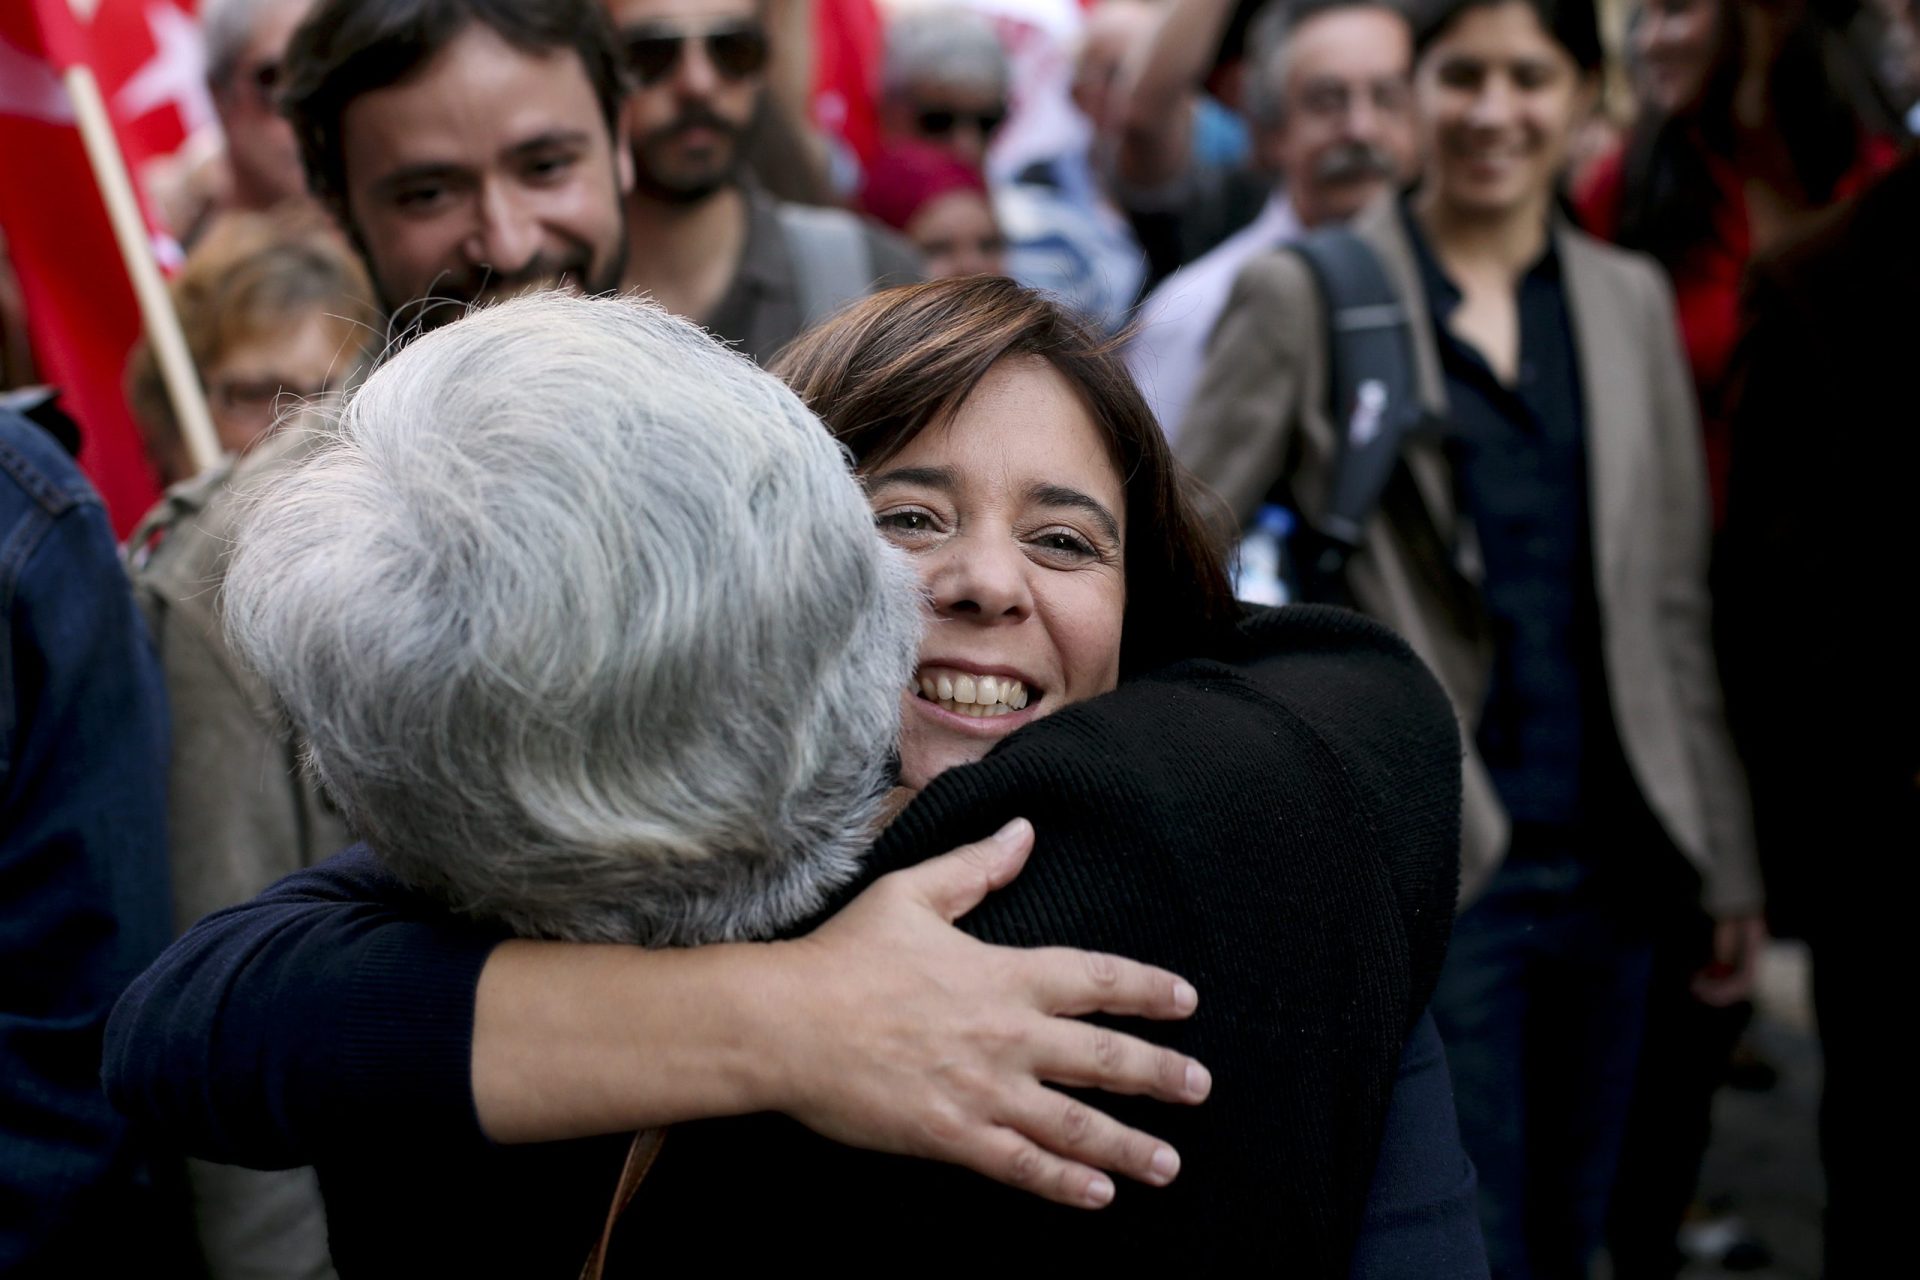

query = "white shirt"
[[1124, 193, 1302, 442]]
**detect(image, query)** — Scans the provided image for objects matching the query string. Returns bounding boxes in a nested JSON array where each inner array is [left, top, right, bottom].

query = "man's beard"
[[369, 239, 630, 339], [632, 102, 754, 205]]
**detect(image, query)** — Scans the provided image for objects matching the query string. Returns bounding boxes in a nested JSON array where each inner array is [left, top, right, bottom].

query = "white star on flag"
[[115, 2, 215, 134]]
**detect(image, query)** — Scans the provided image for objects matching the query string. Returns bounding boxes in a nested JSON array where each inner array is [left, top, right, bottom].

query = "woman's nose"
[[926, 532, 1033, 622]]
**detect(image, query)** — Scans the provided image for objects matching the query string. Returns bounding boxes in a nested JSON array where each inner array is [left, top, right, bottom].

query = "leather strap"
[[578, 1127, 668, 1280]]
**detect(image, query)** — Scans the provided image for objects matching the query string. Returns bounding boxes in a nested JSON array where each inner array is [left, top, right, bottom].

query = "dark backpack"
[[1272, 226, 1429, 604]]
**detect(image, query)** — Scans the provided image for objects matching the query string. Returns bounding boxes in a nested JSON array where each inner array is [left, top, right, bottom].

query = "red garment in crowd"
[[812, 0, 886, 176], [0, 0, 206, 536], [1575, 136, 1897, 529]]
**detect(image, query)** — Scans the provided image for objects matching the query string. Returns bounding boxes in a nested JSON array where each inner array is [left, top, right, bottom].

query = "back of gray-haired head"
[[225, 292, 923, 945], [884, 6, 1011, 99]]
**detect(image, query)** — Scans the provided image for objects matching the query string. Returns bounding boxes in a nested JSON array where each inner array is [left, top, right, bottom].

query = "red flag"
[[0, 1, 211, 536]]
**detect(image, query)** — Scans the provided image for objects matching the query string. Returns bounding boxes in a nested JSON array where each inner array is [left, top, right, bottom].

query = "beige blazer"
[[1176, 196, 1760, 915]]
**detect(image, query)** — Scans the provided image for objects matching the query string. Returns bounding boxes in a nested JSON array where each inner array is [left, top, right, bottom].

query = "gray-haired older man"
[[1123, 0, 1417, 435]]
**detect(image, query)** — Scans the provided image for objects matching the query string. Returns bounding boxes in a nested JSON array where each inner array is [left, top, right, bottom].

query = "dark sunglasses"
[[915, 106, 1008, 138], [621, 22, 770, 86], [241, 60, 281, 109]]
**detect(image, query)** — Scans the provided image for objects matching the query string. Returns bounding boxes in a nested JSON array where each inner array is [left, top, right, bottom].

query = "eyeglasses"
[[620, 22, 770, 86], [211, 376, 341, 420], [915, 106, 1008, 139]]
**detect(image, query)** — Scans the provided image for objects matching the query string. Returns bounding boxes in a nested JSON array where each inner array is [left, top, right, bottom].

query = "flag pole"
[[62, 64, 222, 476]]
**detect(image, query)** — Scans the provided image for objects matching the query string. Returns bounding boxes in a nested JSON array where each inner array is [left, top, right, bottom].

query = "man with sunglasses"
[[609, 0, 919, 362], [878, 6, 1144, 332], [151, 0, 321, 246]]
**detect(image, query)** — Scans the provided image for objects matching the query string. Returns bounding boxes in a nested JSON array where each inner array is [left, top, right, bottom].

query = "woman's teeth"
[[914, 670, 1030, 717]]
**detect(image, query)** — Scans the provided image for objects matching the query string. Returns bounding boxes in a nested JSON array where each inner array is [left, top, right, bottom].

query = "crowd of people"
[[1, 0, 1914, 1276]]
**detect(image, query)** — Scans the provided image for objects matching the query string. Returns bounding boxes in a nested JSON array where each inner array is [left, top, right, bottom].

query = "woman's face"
[[866, 356, 1128, 793], [906, 190, 1007, 280], [206, 307, 353, 455], [1415, 0, 1594, 220], [1633, 0, 1722, 116]]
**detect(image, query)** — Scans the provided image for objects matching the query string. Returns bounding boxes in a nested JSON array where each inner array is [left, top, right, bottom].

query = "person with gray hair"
[[1123, 0, 1417, 434], [878, 7, 1145, 329], [156, 0, 318, 242], [223, 291, 922, 946]]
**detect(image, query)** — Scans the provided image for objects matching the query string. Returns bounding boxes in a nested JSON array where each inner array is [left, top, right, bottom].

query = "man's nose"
[[463, 182, 542, 277], [672, 36, 722, 97]]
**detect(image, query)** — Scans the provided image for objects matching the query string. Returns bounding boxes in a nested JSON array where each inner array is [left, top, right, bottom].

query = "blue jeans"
[[1432, 844, 1654, 1280]]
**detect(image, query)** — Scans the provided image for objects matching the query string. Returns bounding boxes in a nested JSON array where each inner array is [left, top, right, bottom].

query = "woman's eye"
[[875, 509, 938, 535], [1031, 528, 1097, 558]]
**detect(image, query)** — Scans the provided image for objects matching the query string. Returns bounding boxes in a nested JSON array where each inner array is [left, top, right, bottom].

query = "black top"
[[108, 607, 1464, 1275], [1719, 151, 1920, 935], [1403, 206, 1608, 834]]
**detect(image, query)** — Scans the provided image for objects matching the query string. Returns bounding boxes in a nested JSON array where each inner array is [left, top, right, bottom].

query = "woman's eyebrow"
[[864, 464, 955, 494], [1028, 483, 1122, 544]]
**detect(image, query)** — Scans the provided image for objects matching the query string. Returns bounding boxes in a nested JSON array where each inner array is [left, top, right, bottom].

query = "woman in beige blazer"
[[1176, 0, 1762, 1274]]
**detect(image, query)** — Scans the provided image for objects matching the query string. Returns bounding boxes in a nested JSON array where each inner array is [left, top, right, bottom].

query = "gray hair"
[[203, 0, 309, 91], [884, 7, 1011, 100], [1243, 0, 1408, 126], [224, 292, 923, 946]]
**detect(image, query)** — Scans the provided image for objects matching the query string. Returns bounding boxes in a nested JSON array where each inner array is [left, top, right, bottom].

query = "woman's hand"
[[762, 818, 1209, 1208], [473, 819, 1208, 1210]]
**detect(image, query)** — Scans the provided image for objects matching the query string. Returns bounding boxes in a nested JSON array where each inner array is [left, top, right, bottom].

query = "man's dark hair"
[[280, 0, 629, 210]]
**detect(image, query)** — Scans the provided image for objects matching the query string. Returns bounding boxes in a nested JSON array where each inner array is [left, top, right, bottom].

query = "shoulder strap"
[[578, 1127, 669, 1280], [1288, 227, 1424, 553], [775, 203, 874, 330]]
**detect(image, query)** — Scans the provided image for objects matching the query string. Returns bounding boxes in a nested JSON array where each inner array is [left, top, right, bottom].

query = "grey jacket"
[[128, 424, 344, 1280], [1176, 196, 1760, 916]]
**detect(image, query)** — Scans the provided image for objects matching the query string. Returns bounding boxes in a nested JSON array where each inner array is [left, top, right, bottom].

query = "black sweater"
[[110, 607, 1462, 1275]]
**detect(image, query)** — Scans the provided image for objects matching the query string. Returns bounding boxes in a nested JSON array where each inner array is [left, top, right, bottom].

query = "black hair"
[[280, 0, 630, 211], [1410, 0, 1604, 72], [1614, 2, 1884, 272]]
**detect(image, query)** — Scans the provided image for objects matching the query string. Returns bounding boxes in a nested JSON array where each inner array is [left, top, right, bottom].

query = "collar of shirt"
[[1397, 196, 1563, 329]]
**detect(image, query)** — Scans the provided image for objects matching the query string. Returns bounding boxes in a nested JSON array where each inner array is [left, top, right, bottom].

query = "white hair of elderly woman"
[[223, 292, 923, 946]]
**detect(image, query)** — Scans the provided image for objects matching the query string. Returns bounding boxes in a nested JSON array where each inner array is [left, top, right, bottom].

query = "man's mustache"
[[392, 256, 594, 335], [1316, 142, 1398, 186], [644, 104, 742, 148]]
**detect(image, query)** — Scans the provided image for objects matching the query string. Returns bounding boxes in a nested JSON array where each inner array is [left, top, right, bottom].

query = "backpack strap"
[[1287, 226, 1426, 591], [775, 203, 874, 330]]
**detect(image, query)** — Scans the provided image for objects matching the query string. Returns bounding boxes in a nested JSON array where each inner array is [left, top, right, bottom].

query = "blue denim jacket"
[[0, 409, 171, 1270]]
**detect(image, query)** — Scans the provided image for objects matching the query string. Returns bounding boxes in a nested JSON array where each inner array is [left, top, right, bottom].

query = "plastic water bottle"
[[1233, 504, 1295, 606]]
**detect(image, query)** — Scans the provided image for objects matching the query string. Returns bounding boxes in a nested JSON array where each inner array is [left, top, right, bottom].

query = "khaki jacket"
[[127, 424, 345, 1280], [1176, 197, 1760, 916]]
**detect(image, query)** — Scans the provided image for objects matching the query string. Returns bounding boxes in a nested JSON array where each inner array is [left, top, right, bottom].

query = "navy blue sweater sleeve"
[[1, 416, 171, 1271], [1349, 1012, 1490, 1279], [103, 846, 505, 1169]]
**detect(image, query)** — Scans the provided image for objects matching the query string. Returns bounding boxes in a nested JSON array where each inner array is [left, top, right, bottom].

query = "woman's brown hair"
[[127, 207, 380, 483], [771, 276, 1240, 676]]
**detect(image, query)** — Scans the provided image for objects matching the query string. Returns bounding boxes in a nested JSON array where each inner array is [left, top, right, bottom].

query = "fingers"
[[890, 818, 1035, 922], [954, 1127, 1121, 1210], [1031, 1018, 1212, 1105], [1023, 945, 1200, 1022]]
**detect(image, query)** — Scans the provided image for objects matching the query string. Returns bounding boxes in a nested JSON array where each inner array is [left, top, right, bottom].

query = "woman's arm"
[[1347, 1012, 1489, 1279], [106, 822, 1209, 1209]]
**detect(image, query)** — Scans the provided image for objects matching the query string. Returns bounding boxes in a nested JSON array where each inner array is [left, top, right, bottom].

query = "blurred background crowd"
[[1, 0, 1914, 1275]]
